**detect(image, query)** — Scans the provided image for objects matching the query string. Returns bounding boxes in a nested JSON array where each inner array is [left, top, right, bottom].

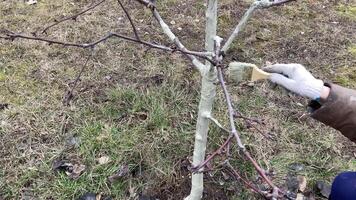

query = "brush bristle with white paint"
[[228, 62, 270, 83]]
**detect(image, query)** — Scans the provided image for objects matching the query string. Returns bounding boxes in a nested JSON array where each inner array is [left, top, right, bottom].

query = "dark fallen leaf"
[[78, 193, 96, 200], [0, 103, 9, 110], [286, 174, 299, 193], [108, 164, 129, 183], [78, 193, 112, 200], [316, 181, 331, 198], [52, 159, 73, 172], [289, 163, 305, 172], [67, 164, 86, 179], [138, 194, 156, 200], [303, 190, 316, 200], [52, 159, 85, 179]]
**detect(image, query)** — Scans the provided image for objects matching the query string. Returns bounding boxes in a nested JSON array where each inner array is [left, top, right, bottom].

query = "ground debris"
[[0, 103, 9, 110], [108, 164, 130, 183], [316, 181, 331, 198], [297, 176, 307, 192], [78, 192, 112, 200], [52, 159, 86, 179], [97, 156, 110, 165], [289, 163, 305, 172], [26, 0, 37, 5]]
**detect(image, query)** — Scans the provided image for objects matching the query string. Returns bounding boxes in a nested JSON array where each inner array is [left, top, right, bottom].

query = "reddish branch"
[[234, 111, 271, 139], [0, 0, 299, 199], [192, 135, 234, 172], [217, 67, 245, 149], [217, 66, 283, 198], [41, 0, 107, 34], [1, 31, 213, 63], [225, 161, 266, 197]]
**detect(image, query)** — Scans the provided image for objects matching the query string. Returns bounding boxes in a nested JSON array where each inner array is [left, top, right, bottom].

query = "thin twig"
[[217, 67, 245, 149], [1, 31, 213, 63], [221, 3, 258, 55], [41, 0, 107, 34], [63, 52, 92, 106], [234, 111, 271, 139], [192, 135, 234, 172], [221, 0, 296, 55], [217, 67, 284, 194], [206, 115, 230, 133], [117, 0, 140, 40], [225, 161, 266, 197], [150, 7, 208, 73]]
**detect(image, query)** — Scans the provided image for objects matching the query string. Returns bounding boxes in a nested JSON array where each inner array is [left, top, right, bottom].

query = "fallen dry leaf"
[[98, 156, 110, 165], [296, 193, 304, 200], [108, 164, 129, 183], [67, 164, 86, 179], [297, 175, 307, 192], [52, 159, 86, 179], [316, 181, 331, 198]]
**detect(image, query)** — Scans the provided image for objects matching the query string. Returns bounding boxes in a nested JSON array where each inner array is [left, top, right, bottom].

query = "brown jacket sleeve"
[[310, 83, 356, 143]]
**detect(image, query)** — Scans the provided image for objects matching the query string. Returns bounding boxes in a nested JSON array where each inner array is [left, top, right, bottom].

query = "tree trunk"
[[185, 1, 217, 199]]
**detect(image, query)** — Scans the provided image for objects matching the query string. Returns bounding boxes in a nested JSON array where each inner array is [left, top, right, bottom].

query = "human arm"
[[264, 64, 356, 143]]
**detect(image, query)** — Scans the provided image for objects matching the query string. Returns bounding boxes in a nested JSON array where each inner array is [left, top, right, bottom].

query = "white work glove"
[[264, 64, 324, 100]]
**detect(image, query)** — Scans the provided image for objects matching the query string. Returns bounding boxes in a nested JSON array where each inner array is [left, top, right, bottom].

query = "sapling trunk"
[[185, 0, 217, 199]]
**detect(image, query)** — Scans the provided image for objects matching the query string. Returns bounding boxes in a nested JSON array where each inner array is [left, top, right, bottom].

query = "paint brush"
[[228, 62, 270, 83]]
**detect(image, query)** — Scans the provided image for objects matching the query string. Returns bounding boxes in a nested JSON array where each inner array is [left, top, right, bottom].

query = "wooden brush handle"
[[251, 66, 270, 82]]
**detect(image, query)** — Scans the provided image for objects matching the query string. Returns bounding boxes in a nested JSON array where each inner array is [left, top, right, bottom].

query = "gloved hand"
[[263, 64, 327, 100]]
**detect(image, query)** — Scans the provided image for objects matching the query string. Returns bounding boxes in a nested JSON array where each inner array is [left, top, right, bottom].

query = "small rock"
[[170, 20, 176, 25]]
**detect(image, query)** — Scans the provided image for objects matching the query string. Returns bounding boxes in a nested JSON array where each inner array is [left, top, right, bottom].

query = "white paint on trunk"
[[185, 0, 218, 199]]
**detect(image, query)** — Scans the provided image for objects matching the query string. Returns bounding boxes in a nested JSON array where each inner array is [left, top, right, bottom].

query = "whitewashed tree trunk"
[[185, 1, 218, 199]]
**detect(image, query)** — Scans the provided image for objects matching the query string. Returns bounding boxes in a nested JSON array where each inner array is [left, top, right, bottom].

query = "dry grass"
[[0, 0, 355, 199]]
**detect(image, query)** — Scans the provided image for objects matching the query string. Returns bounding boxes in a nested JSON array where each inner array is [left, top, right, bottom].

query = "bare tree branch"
[[221, 0, 296, 55], [63, 52, 93, 106], [224, 161, 265, 197], [117, 0, 140, 40], [205, 115, 229, 133], [41, 0, 107, 34], [221, 3, 258, 55], [1, 31, 214, 63], [133, 0, 208, 73], [151, 9, 207, 73], [217, 67, 245, 149], [267, 0, 296, 7], [192, 135, 233, 172]]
